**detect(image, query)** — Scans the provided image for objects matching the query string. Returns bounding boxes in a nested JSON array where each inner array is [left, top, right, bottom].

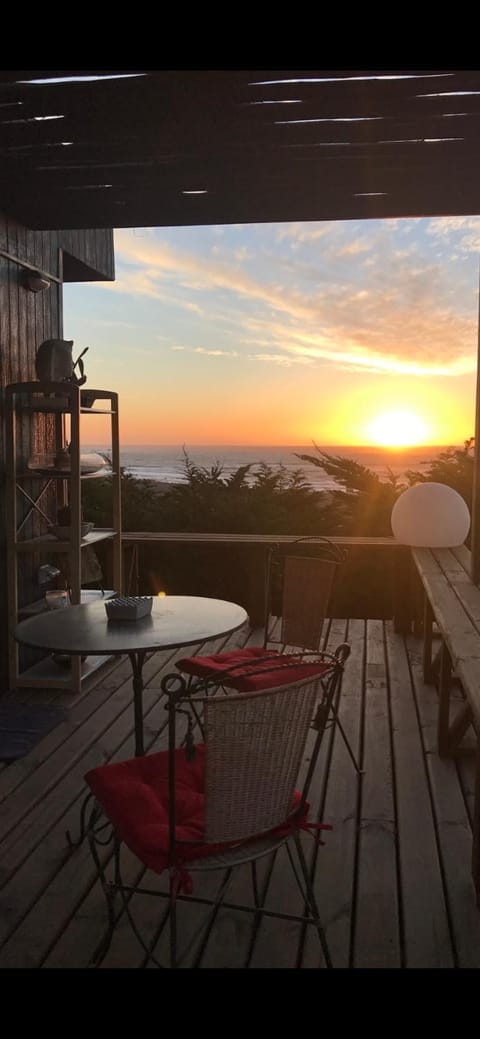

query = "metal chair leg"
[[90, 884, 117, 967], [66, 791, 95, 848], [289, 835, 332, 968], [329, 702, 364, 774], [88, 816, 118, 966], [169, 871, 178, 969], [244, 853, 277, 967]]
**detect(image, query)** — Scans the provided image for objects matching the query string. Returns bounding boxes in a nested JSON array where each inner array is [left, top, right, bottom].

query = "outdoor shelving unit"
[[5, 381, 122, 692]]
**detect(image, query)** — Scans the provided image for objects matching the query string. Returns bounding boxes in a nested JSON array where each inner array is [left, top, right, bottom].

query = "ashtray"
[[105, 596, 153, 621]]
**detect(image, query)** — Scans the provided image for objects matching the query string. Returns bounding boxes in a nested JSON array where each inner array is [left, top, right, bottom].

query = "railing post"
[[243, 544, 268, 626], [393, 545, 414, 634]]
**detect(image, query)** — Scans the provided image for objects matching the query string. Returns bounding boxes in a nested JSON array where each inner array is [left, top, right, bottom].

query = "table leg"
[[129, 649, 148, 756]]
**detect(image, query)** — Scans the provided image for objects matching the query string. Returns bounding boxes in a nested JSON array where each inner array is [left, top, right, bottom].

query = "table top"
[[15, 596, 248, 656]]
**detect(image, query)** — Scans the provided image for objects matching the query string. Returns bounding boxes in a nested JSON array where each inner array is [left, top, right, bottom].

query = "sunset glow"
[[63, 215, 480, 448], [366, 410, 429, 448]]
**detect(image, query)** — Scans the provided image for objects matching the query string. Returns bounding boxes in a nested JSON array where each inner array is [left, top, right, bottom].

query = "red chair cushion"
[[177, 646, 268, 677], [177, 647, 332, 692], [85, 745, 308, 876]]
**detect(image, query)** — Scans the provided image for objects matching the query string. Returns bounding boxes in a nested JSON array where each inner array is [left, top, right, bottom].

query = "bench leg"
[[437, 642, 473, 756], [447, 702, 474, 751], [422, 596, 434, 683], [437, 642, 452, 757], [473, 745, 480, 907]]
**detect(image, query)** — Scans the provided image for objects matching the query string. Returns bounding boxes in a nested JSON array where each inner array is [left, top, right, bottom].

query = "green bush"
[[83, 442, 475, 620]]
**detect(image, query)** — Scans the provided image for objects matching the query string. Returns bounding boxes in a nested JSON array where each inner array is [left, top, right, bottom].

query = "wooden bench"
[[412, 544, 480, 901]]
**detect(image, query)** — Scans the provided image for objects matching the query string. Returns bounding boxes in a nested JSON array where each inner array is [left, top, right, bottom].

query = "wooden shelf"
[[14, 529, 117, 551], [13, 653, 115, 689], [8, 398, 113, 416], [6, 380, 122, 694], [80, 408, 116, 415], [5, 385, 117, 416], [16, 470, 115, 481], [19, 589, 116, 618]]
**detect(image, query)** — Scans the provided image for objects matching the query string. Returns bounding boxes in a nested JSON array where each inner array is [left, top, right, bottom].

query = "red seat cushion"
[[177, 646, 268, 677], [85, 745, 307, 875], [176, 647, 332, 692]]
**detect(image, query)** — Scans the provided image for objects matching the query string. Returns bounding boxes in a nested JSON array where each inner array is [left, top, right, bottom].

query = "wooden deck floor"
[[1, 617, 480, 969]]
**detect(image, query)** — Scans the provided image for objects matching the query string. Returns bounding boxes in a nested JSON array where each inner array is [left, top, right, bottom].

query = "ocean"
[[87, 444, 447, 493]]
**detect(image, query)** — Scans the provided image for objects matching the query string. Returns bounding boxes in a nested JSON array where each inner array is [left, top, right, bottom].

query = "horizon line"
[[80, 441, 457, 450]]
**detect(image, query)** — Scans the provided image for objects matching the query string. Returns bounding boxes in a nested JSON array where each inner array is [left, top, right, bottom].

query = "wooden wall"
[[0, 213, 115, 689]]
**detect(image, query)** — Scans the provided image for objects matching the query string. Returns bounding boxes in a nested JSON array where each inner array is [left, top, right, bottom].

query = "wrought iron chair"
[[84, 646, 349, 968], [176, 537, 361, 773]]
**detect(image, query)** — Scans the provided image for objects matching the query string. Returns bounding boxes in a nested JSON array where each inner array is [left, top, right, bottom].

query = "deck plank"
[[353, 619, 401, 968], [1, 619, 480, 968], [302, 617, 364, 968], [407, 633, 480, 968], [386, 625, 453, 967]]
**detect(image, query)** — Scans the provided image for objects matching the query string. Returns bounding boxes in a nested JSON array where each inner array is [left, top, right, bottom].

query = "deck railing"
[[115, 532, 417, 633]]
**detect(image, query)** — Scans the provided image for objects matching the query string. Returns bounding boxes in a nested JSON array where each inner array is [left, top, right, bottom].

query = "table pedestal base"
[[130, 649, 148, 756]]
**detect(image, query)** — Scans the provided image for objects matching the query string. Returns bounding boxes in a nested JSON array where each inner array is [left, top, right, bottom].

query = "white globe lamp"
[[391, 482, 470, 547]]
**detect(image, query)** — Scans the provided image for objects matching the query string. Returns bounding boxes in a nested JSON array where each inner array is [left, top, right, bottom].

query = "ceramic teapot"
[[35, 339, 74, 382], [35, 339, 88, 384]]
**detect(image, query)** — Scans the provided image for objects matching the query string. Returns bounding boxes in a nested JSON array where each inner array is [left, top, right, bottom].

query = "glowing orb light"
[[391, 482, 470, 547]]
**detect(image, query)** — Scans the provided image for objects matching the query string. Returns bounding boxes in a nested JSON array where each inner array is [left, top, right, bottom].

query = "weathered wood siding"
[[0, 213, 115, 688]]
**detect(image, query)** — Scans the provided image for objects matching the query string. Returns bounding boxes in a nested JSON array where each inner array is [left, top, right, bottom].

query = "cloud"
[[106, 226, 478, 378], [78, 318, 137, 328], [90, 267, 169, 301], [114, 230, 318, 321], [336, 238, 372, 257], [248, 353, 315, 367], [274, 223, 335, 244], [171, 345, 239, 358], [427, 216, 480, 253], [234, 246, 255, 262], [427, 216, 480, 235], [183, 301, 205, 316], [193, 347, 239, 357]]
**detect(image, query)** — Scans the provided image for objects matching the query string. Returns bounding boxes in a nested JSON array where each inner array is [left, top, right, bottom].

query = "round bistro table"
[[15, 595, 248, 755]]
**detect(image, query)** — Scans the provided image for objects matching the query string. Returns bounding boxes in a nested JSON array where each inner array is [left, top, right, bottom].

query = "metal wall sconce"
[[25, 272, 51, 293]]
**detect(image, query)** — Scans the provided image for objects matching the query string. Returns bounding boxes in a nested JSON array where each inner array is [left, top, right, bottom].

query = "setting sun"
[[367, 410, 429, 448]]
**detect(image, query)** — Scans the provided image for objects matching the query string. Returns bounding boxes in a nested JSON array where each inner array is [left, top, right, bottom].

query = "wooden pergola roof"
[[1, 68, 480, 230], [3, 66, 480, 576]]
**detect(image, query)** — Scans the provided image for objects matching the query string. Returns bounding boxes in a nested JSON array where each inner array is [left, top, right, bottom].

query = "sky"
[[63, 215, 480, 449]]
